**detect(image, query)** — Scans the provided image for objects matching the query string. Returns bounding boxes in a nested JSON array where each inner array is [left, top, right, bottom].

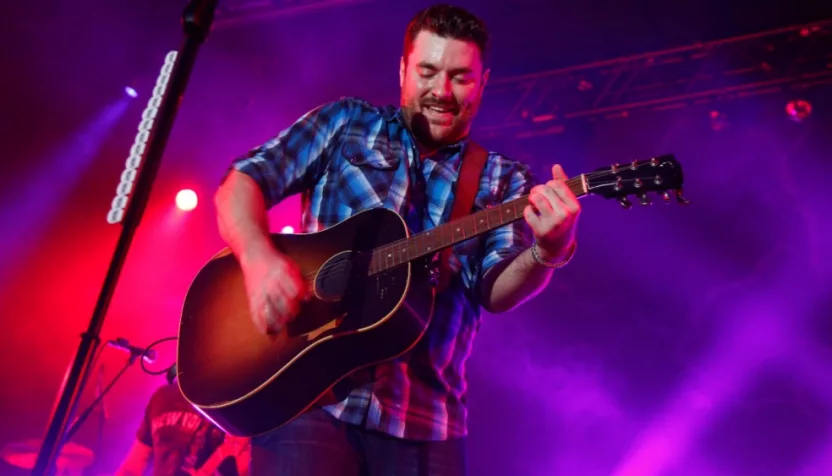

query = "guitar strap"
[[435, 140, 489, 293]]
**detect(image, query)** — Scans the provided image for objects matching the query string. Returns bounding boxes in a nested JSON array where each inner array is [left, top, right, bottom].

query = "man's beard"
[[402, 98, 467, 150], [408, 112, 441, 149]]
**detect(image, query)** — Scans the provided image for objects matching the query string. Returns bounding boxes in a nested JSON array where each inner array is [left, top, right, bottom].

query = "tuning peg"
[[618, 197, 632, 209], [661, 191, 671, 203], [675, 189, 691, 204], [638, 193, 651, 206]]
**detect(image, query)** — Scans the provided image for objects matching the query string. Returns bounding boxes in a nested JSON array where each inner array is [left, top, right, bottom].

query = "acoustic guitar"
[[176, 155, 687, 437]]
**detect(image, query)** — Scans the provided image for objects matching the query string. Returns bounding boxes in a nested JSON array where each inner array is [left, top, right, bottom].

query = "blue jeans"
[[250, 408, 467, 476]]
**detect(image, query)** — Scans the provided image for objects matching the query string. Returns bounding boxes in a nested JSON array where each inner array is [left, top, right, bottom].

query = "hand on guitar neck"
[[524, 164, 581, 263]]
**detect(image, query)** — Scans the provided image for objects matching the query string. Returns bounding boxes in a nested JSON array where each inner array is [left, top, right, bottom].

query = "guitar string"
[[296, 168, 677, 281]]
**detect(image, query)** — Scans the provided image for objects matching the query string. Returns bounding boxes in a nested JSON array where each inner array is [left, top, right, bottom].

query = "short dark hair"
[[403, 4, 490, 64]]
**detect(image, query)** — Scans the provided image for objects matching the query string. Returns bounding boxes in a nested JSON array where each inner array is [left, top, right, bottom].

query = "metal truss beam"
[[213, 0, 375, 29], [476, 19, 832, 139]]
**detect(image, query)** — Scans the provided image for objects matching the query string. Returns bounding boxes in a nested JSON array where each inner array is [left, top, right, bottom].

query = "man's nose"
[[431, 74, 452, 99]]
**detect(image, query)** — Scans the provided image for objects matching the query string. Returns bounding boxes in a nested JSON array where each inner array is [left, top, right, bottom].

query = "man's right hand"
[[239, 246, 306, 334]]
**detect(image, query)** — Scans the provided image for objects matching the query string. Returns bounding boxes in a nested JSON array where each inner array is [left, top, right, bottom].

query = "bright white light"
[[107, 51, 178, 224], [281, 226, 294, 234], [176, 189, 198, 211], [125, 86, 138, 98]]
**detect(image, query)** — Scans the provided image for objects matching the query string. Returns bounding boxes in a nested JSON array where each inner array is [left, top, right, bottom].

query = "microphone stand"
[[32, 1, 217, 474], [61, 353, 140, 444]]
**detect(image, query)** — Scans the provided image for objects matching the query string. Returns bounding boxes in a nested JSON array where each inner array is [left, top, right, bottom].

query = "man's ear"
[[481, 68, 490, 92], [399, 56, 406, 88]]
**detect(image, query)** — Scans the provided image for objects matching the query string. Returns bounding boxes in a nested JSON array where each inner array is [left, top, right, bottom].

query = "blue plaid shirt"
[[231, 97, 537, 441]]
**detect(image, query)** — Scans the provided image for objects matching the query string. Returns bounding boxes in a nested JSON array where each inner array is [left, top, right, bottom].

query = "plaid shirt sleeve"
[[479, 161, 539, 279], [229, 98, 356, 208]]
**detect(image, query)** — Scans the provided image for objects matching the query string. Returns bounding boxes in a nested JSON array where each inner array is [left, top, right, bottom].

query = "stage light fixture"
[[786, 99, 812, 123], [176, 189, 198, 211]]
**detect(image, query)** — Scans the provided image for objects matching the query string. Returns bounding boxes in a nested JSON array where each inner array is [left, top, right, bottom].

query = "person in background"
[[115, 366, 250, 476]]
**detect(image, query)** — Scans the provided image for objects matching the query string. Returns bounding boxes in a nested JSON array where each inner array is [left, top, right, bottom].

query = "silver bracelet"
[[531, 241, 576, 269]]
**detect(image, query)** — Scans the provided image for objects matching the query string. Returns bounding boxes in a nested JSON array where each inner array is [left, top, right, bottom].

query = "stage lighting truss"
[[476, 19, 832, 138], [213, 0, 374, 28]]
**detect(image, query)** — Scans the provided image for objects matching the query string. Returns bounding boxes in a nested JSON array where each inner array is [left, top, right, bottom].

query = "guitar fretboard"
[[368, 175, 586, 274]]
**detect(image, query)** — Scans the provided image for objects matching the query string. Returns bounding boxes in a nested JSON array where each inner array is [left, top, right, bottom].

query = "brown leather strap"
[[435, 141, 489, 293]]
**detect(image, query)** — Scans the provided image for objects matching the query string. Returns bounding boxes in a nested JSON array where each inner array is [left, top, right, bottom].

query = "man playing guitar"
[[214, 4, 580, 475]]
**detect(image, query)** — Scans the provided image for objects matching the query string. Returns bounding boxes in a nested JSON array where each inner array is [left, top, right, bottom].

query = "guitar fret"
[[410, 234, 418, 261], [464, 215, 475, 237], [486, 207, 499, 227], [400, 242, 409, 264], [408, 238, 418, 261], [433, 223, 446, 247]]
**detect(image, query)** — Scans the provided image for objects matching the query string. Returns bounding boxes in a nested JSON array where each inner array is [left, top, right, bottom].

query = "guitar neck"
[[369, 175, 587, 274]]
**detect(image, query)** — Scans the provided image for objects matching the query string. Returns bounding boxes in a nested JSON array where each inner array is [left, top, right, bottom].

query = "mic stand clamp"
[[31, 1, 218, 474]]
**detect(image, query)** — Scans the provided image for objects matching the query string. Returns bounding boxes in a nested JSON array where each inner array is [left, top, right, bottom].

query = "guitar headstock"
[[585, 154, 688, 209]]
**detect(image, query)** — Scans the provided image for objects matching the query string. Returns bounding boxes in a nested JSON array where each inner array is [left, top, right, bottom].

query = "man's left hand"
[[523, 164, 581, 262]]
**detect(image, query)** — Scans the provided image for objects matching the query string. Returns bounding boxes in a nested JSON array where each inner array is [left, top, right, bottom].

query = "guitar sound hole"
[[314, 250, 362, 302]]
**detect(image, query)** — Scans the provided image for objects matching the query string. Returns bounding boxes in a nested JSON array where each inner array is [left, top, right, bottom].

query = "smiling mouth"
[[424, 105, 457, 115]]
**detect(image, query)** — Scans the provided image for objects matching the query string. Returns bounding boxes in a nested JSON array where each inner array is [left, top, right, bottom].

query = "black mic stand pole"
[[32, 1, 217, 474], [61, 353, 139, 444]]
